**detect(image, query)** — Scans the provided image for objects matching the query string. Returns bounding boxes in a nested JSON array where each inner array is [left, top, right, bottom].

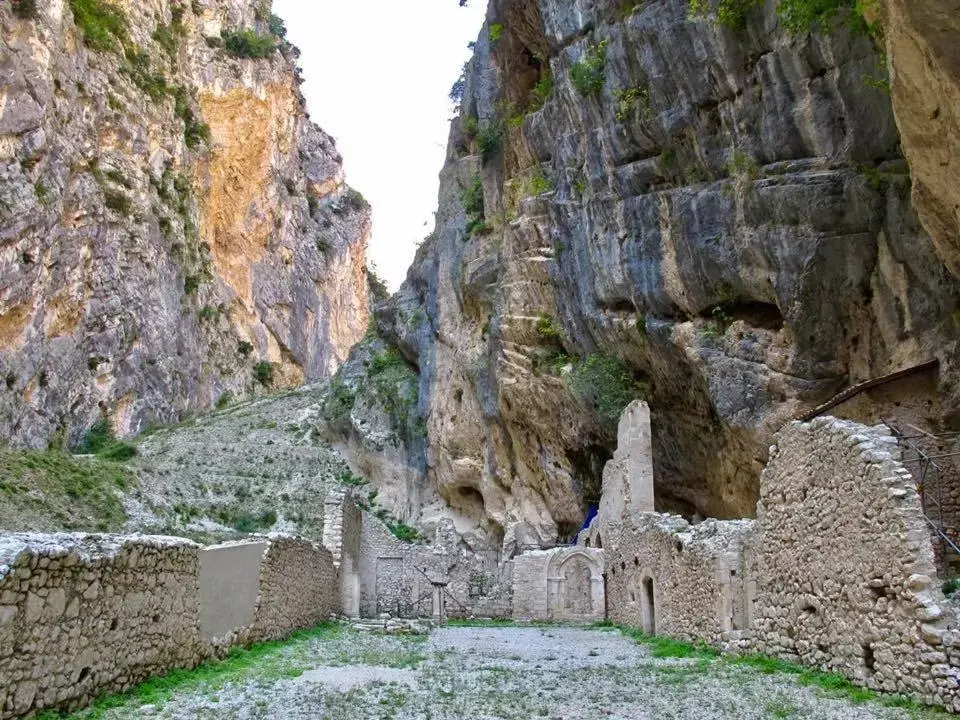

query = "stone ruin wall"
[[603, 414, 960, 713], [0, 533, 337, 720], [313, 491, 513, 621], [251, 536, 339, 641], [828, 367, 960, 574], [750, 418, 960, 711], [605, 515, 753, 644], [511, 547, 605, 622]]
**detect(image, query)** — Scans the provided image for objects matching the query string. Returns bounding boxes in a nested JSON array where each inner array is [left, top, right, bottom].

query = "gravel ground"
[[61, 625, 947, 720]]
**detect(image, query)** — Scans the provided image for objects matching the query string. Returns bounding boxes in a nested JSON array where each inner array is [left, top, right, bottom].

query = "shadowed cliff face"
[[328, 0, 960, 555], [0, 0, 369, 448]]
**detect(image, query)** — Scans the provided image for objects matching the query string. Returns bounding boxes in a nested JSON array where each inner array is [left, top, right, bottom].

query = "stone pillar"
[[323, 491, 346, 567], [599, 401, 655, 529]]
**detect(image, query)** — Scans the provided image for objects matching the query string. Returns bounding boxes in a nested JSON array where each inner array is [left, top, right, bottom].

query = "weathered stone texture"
[[252, 535, 338, 640], [751, 418, 960, 710], [0, 534, 203, 718], [0, 533, 338, 719], [0, 0, 369, 449], [605, 514, 753, 642], [511, 547, 604, 622], [883, 0, 960, 278]]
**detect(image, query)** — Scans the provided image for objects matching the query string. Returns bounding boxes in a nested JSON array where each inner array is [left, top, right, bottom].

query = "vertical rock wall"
[[0, 0, 369, 448], [333, 0, 960, 553]]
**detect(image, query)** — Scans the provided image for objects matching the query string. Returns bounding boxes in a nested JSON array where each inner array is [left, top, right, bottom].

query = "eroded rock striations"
[[332, 0, 960, 554], [0, 0, 370, 448]]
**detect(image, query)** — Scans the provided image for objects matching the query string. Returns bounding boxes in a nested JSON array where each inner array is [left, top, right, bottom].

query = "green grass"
[[68, 0, 128, 53], [39, 623, 347, 719], [77, 418, 138, 461], [0, 449, 132, 532]]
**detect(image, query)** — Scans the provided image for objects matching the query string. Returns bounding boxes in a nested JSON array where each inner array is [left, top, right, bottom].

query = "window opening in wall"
[[77, 667, 91, 683], [109, 618, 118, 631], [863, 644, 876, 674], [596, 534, 603, 549], [633, 557, 639, 566], [642, 576, 656, 635]]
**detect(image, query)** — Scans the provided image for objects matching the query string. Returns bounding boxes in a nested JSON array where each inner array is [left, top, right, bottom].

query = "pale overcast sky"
[[273, 0, 487, 290]]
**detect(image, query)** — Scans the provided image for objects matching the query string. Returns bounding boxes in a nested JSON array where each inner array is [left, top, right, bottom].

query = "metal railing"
[[883, 419, 960, 571]]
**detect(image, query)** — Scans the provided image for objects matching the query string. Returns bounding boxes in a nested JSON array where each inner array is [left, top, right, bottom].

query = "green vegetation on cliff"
[[0, 449, 132, 532]]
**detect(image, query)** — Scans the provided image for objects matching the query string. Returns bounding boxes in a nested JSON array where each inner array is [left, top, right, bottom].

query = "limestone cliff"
[[0, 0, 369, 448], [882, 0, 960, 278], [331, 0, 960, 554]]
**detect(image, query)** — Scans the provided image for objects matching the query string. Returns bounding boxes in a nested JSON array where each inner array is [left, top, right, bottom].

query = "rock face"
[[0, 0, 369, 448], [883, 0, 960, 277], [333, 0, 960, 554]]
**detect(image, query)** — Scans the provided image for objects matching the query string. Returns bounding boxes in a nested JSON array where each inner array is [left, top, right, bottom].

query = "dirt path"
[[58, 624, 945, 720]]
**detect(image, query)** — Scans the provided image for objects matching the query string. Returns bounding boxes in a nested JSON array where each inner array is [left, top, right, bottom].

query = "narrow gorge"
[[3, 0, 960, 717]]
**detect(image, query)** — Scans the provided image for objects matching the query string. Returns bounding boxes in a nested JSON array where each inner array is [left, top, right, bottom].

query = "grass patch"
[[620, 627, 720, 659], [40, 623, 346, 718], [0, 449, 132, 532], [77, 418, 138, 461], [68, 0, 128, 53]]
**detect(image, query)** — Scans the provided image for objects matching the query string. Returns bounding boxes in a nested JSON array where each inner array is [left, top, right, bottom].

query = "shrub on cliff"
[[463, 175, 485, 216], [69, 0, 128, 53], [76, 418, 138, 461], [254, 361, 276, 386], [222, 27, 277, 59], [476, 123, 502, 165], [569, 354, 649, 431], [570, 41, 608, 96]]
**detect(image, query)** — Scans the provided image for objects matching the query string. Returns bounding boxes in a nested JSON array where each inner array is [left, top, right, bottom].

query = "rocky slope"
[[0, 0, 370, 449], [330, 0, 960, 554]]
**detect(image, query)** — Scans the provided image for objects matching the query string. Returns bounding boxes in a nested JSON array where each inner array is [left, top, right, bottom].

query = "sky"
[[273, 0, 488, 291]]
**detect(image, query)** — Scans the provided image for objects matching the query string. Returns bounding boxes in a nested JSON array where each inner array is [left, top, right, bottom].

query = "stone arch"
[[546, 550, 604, 620]]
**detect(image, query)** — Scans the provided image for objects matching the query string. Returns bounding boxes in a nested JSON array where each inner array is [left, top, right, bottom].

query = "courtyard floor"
[[55, 624, 949, 720]]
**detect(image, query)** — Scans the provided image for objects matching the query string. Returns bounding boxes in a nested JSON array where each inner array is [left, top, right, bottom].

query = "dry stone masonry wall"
[[0, 533, 337, 719], [751, 418, 960, 710], [601, 415, 960, 713], [605, 514, 753, 643]]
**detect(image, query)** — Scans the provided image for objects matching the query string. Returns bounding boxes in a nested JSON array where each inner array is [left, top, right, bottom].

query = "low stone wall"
[[605, 514, 753, 643], [0, 533, 338, 720], [252, 536, 338, 640], [512, 547, 604, 622], [751, 418, 960, 711], [0, 535, 203, 719]]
